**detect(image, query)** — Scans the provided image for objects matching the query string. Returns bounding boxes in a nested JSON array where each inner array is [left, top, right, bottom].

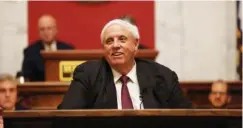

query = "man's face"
[[0, 81, 17, 110], [209, 83, 231, 108], [102, 24, 138, 67], [38, 17, 57, 44]]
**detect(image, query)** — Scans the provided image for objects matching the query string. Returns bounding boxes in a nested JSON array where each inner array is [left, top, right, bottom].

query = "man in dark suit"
[[22, 14, 73, 81], [58, 19, 191, 109]]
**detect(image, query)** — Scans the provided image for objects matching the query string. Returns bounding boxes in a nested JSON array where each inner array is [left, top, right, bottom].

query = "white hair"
[[100, 19, 140, 43]]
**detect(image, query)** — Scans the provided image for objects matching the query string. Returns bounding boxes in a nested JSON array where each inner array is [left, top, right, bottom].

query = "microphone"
[[139, 88, 147, 109]]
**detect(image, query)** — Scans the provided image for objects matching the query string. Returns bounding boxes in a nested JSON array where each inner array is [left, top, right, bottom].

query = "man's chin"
[[110, 60, 125, 66], [213, 104, 225, 108], [3, 105, 14, 110], [43, 39, 54, 44]]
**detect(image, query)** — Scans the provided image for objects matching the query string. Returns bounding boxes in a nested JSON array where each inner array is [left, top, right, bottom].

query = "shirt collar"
[[44, 41, 57, 51], [111, 62, 137, 84]]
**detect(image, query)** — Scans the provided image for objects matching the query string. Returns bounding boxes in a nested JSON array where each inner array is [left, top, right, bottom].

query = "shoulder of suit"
[[24, 40, 43, 53], [15, 104, 28, 110], [56, 40, 74, 49], [136, 59, 175, 75], [75, 59, 103, 73]]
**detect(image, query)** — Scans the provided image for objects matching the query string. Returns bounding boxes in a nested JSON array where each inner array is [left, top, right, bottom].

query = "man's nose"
[[112, 40, 120, 48], [215, 93, 221, 98], [5, 91, 10, 97]]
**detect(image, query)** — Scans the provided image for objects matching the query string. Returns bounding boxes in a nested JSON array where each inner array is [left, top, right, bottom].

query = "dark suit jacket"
[[15, 104, 28, 110], [22, 40, 74, 81], [58, 58, 192, 109]]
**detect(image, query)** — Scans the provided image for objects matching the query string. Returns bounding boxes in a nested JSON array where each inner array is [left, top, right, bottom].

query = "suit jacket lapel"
[[136, 59, 158, 109], [102, 59, 117, 109], [38, 41, 45, 50], [57, 41, 64, 49]]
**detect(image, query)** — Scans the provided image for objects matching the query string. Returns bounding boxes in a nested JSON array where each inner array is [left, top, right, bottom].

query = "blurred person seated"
[[208, 80, 232, 109], [120, 14, 148, 49], [0, 73, 27, 110], [21, 14, 74, 81]]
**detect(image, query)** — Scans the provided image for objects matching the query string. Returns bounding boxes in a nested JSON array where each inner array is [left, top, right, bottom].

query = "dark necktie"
[[120, 75, 133, 109]]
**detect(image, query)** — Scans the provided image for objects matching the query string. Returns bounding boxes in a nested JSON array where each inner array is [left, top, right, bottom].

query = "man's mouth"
[[112, 52, 123, 56]]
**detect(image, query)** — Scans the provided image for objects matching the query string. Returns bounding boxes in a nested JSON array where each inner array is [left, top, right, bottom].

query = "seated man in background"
[[120, 14, 148, 49], [58, 19, 191, 109], [208, 80, 232, 108], [22, 14, 74, 81], [0, 73, 26, 110]]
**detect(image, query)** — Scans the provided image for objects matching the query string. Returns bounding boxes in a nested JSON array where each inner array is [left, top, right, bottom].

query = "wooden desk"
[[3, 109, 242, 128], [41, 49, 159, 81], [17, 81, 242, 110]]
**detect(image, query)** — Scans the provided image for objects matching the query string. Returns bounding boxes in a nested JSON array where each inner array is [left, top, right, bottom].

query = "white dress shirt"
[[111, 63, 144, 109], [44, 41, 57, 51]]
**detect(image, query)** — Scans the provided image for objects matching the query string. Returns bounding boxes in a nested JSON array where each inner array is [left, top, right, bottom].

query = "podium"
[[3, 109, 242, 128], [41, 49, 158, 81]]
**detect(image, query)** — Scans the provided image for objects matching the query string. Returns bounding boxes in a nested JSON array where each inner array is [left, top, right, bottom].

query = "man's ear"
[[135, 39, 139, 50], [54, 26, 58, 34], [208, 93, 212, 102], [101, 42, 105, 48]]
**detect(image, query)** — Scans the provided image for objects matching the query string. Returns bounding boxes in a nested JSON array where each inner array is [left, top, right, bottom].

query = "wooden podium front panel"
[[3, 110, 242, 128], [45, 60, 60, 82]]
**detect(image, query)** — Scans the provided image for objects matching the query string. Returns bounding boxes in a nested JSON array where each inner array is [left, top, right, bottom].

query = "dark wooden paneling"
[[17, 81, 242, 109]]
